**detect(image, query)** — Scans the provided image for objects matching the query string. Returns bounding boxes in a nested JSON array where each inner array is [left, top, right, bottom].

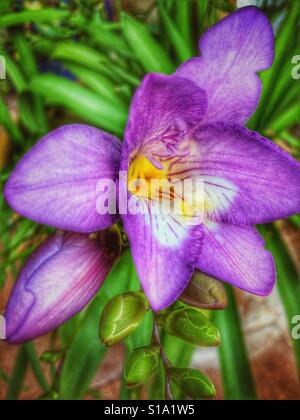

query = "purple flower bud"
[[5, 229, 121, 344]]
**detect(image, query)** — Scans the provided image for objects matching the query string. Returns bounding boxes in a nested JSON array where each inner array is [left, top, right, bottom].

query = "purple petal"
[[196, 222, 276, 296], [4, 124, 121, 233], [122, 210, 204, 311], [192, 123, 300, 225], [122, 73, 207, 165], [5, 229, 121, 344], [176, 6, 274, 124]]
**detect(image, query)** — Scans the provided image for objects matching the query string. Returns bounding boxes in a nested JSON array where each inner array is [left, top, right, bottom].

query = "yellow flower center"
[[127, 153, 203, 220], [127, 154, 169, 198]]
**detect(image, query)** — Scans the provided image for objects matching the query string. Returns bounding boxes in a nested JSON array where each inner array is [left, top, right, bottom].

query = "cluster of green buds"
[[99, 270, 227, 400]]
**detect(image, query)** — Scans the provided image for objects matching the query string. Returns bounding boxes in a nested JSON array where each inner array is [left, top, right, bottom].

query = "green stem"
[[153, 320, 173, 400]]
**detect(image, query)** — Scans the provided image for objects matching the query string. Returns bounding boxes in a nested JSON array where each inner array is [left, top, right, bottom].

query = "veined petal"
[[5, 229, 121, 344], [122, 206, 204, 311], [190, 123, 300, 225], [176, 6, 274, 124], [4, 124, 121, 233], [196, 222, 276, 296], [122, 73, 207, 164]]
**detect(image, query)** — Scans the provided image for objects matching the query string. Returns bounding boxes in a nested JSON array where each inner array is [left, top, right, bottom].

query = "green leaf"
[[102, 248, 140, 299], [0, 0, 11, 14], [0, 9, 69, 28], [175, 0, 193, 47], [0, 368, 10, 384], [125, 310, 153, 353], [24, 343, 49, 392], [280, 130, 300, 149], [290, 215, 300, 229], [6, 346, 28, 400], [19, 94, 41, 134], [269, 81, 300, 128], [14, 36, 48, 135], [213, 285, 257, 400], [0, 96, 22, 143], [32, 39, 56, 56], [122, 13, 174, 74], [59, 313, 82, 349], [197, 0, 209, 34], [163, 334, 194, 369], [269, 101, 300, 132], [259, 224, 300, 377], [52, 42, 107, 74], [51, 41, 140, 86], [64, 63, 127, 108], [0, 51, 27, 93], [87, 24, 133, 58], [60, 249, 140, 399], [29, 74, 127, 135], [158, 0, 193, 63], [258, 45, 300, 129], [59, 296, 107, 400], [249, 1, 300, 130], [14, 35, 38, 79]]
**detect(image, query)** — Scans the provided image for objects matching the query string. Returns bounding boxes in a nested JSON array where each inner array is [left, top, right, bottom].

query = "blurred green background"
[[0, 0, 300, 400]]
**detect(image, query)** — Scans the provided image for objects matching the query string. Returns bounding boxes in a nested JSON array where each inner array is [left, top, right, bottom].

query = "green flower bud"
[[38, 390, 60, 401], [124, 345, 160, 389], [158, 307, 221, 347], [169, 368, 216, 400], [99, 291, 149, 346], [40, 351, 64, 364], [180, 270, 227, 310]]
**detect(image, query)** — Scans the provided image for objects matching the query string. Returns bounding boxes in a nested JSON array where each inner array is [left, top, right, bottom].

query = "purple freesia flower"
[[4, 7, 300, 343]]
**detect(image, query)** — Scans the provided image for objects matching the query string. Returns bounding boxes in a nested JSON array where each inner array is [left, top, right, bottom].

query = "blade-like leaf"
[[249, 1, 300, 130], [14, 35, 37, 79], [29, 74, 127, 135], [0, 51, 27, 93], [59, 296, 107, 400], [64, 63, 127, 108], [24, 343, 49, 392], [122, 13, 174, 74], [259, 224, 300, 377], [214, 285, 257, 400], [0, 9, 69, 28], [175, 0, 193, 47], [0, 96, 22, 143], [269, 101, 300, 132], [52, 42, 107, 74], [51, 41, 140, 86], [87, 24, 134, 58], [6, 346, 28, 401], [158, 0, 193, 63]]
